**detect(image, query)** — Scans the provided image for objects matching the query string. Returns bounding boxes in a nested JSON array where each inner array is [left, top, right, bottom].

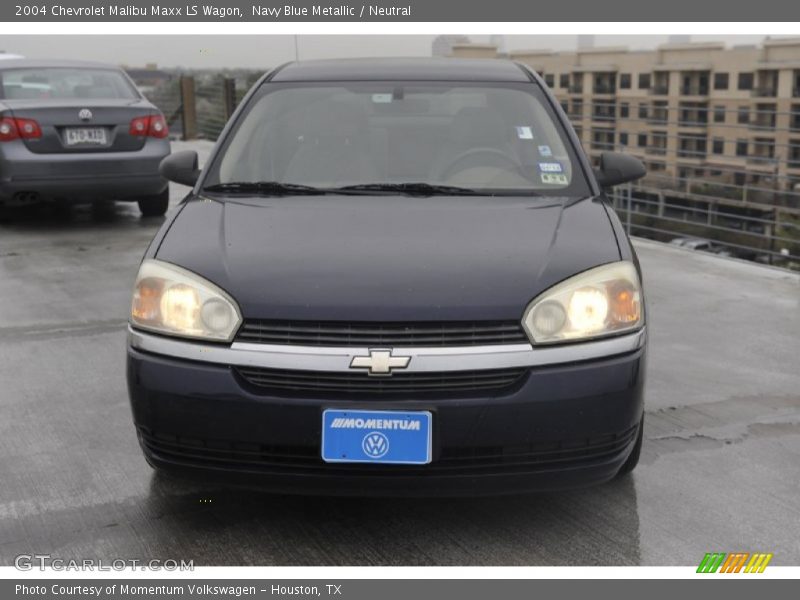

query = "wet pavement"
[[1, 141, 798, 566]]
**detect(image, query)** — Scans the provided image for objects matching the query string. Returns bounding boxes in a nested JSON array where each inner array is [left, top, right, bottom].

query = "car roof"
[[270, 58, 531, 83], [0, 59, 123, 71]]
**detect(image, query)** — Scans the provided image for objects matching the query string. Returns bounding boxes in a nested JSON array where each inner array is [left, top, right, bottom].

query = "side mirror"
[[594, 152, 646, 188], [159, 151, 200, 187]]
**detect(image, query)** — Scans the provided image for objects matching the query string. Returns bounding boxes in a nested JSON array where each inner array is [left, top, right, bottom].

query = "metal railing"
[[139, 72, 258, 141], [608, 183, 799, 268]]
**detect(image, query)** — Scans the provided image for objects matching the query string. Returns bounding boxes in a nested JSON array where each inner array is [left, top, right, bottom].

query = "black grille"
[[138, 426, 638, 476], [235, 320, 529, 347], [235, 366, 527, 395]]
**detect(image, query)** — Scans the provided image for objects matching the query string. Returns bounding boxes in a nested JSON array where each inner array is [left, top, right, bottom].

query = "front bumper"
[[126, 328, 646, 496], [0, 138, 169, 204]]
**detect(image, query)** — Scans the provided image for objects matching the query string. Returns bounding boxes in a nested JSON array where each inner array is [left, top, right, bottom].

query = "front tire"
[[617, 416, 643, 477], [138, 189, 169, 217]]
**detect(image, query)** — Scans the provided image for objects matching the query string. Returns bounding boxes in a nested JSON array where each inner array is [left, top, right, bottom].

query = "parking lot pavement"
[[0, 144, 798, 565]]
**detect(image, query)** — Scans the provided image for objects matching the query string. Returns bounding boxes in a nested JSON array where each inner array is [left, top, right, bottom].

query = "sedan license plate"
[[321, 409, 432, 465], [65, 127, 107, 146]]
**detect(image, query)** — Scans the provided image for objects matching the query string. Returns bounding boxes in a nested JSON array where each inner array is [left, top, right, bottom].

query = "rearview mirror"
[[159, 151, 200, 187], [594, 152, 646, 188]]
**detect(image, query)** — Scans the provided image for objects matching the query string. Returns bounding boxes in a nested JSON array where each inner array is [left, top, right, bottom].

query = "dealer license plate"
[[321, 409, 432, 465], [65, 127, 107, 146]]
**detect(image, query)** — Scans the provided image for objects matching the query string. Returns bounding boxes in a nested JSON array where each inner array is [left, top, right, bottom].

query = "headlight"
[[522, 261, 643, 344], [130, 259, 242, 342]]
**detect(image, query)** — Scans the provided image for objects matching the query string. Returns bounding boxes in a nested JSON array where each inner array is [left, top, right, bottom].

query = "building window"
[[560, 73, 569, 88], [736, 139, 748, 157], [738, 72, 754, 90], [713, 105, 726, 123], [561, 101, 569, 113], [620, 102, 629, 118], [714, 73, 729, 90], [638, 133, 647, 147], [638, 73, 651, 89], [789, 140, 800, 168], [638, 103, 648, 119], [620, 73, 631, 89], [544, 73, 555, 87], [619, 132, 629, 146], [713, 138, 724, 154], [737, 106, 749, 124]]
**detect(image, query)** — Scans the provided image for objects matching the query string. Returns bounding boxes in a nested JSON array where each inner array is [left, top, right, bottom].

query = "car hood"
[[155, 195, 621, 322]]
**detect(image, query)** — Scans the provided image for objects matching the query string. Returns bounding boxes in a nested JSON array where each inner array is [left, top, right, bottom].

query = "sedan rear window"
[[208, 82, 589, 195], [0, 68, 139, 100]]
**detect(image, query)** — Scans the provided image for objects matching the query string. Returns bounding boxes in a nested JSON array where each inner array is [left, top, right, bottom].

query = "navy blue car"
[[126, 58, 647, 496]]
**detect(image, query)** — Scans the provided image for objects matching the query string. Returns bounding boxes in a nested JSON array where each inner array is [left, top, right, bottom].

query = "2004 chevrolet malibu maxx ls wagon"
[[126, 58, 648, 496]]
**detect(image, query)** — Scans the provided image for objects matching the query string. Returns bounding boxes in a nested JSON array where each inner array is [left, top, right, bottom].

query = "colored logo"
[[697, 552, 773, 573], [362, 431, 390, 458]]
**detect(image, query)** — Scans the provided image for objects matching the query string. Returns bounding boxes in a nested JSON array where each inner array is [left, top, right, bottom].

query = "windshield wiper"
[[203, 181, 543, 198], [202, 182, 329, 196], [335, 182, 486, 196]]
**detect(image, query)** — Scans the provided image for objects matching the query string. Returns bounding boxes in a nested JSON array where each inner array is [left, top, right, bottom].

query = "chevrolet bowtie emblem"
[[350, 349, 411, 376]]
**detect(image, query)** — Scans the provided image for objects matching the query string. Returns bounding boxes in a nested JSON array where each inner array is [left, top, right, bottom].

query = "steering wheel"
[[438, 147, 521, 181]]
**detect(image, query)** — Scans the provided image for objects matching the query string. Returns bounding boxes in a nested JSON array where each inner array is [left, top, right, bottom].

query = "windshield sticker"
[[371, 93, 393, 103], [541, 173, 569, 185], [538, 145, 552, 156], [515, 126, 534, 140], [538, 162, 563, 173]]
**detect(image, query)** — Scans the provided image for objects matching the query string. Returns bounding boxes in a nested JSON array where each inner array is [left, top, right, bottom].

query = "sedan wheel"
[[138, 189, 169, 217]]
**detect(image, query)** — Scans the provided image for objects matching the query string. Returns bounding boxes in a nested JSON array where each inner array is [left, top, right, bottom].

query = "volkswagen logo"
[[362, 431, 390, 459], [78, 109, 93, 121]]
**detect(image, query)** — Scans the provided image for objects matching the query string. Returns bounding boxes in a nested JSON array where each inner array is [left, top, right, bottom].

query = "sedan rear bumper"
[[126, 329, 646, 496], [0, 138, 170, 203]]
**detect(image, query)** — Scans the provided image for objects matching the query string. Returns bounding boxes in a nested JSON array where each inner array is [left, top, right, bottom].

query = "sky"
[[0, 35, 788, 70]]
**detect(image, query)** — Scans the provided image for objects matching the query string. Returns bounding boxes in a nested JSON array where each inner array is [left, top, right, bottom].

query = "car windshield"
[[205, 81, 589, 195], [0, 67, 139, 100]]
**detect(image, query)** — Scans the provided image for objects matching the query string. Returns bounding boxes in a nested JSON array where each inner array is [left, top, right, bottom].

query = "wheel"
[[138, 189, 169, 217], [617, 416, 643, 477]]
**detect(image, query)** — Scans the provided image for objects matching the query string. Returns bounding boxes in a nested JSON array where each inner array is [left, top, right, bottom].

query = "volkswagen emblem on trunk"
[[78, 109, 93, 121], [362, 432, 389, 459]]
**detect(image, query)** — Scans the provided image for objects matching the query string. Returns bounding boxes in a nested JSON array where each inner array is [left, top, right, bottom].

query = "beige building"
[[450, 40, 800, 196]]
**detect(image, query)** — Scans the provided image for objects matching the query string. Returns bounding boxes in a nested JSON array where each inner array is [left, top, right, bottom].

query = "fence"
[[140, 74, 244, 141], [607, 182, 800, 269]]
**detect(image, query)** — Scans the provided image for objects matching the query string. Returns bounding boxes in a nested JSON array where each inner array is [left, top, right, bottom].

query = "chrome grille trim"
[[128, 326, 646, 373]]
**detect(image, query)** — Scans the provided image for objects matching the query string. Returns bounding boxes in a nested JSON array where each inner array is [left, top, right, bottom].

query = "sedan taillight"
[[130, 114, 169, 139], [0, 117, 42, 142]]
